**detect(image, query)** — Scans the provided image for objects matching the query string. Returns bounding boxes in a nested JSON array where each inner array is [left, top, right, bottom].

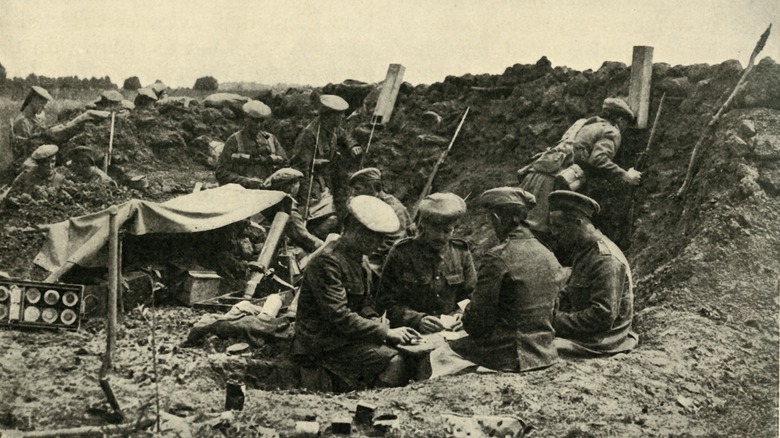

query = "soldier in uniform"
[[377, 192, 476, 334], [133, 88, 158, 108], [265, 167, 325, 252], [8, 144, 67, 197], [547, 190, 638, 355], [518, 97, 641, 235], [63, 146, 116, 186], [215, 100, 287, 189], [291, 94, 361, 233], [449, 187, 564, 372], [291, 195, 420, 390], [348, 167, 416, 271]]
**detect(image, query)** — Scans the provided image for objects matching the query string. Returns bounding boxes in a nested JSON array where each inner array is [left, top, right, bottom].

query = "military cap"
[[150, 82, 167, 93], [319, 94, 349, 112], [349, 167, 382, 185], [419, 192, 467, 223], [548, 190, 600, 218], [101, 90, 124, 103], [348, 195, 400, 234], [136, 88, 158, 101], [68, 146, 96, 164], [267, 168, 303, 186], [602, 97, 634, 120], [243, 100, 272, 119], [479, 187, 536, 211], [31, 86, 54, 101], [31, 144, 59, 160]]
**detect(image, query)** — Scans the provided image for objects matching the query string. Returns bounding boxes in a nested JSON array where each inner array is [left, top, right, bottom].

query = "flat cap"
[[479, 187, 536, 211], [348, 195, 400, 234], [548, 190, 600, 218], [31, 86, 53, 101], [101, 90, 124, 103], [136, 88, 158, 101], [243, 100, 272, 119], [349, 167, 382, 185], [602, 97, 634, 120], [68, 146, 96, 164], [267, 167, 303, 187], [319, 94, 349, 112], [419, 192, 467, 223], [31, 144, 59, 160]]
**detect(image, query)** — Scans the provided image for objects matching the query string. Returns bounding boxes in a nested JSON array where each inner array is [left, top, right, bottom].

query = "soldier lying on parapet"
[[518, 97, 641, 238], [547, 190, 638, 356], [134, 88, 158, 109], [10, 86, 109, 175], [215, 100, 287, 189], [448, 187, 564, 372], [348, 167, 416, 274], [265, 168, 325, 253], [62, 146, 116, 186], [7, 144, 67, 198], [291, 196, 420, 391], [377, 193, 476, 334]]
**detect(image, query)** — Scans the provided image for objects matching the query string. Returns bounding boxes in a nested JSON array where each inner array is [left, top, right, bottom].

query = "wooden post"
[[628, 46, 654, 129], [106, 206, 119, 366], [371, 64, 406, 125]]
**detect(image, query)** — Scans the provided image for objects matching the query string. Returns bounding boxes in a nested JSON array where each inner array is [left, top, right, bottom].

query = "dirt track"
[[1, 57, 779, 436]]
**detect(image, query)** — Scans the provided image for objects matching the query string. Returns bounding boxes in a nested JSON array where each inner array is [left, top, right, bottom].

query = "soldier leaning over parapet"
[[215, 100, 287, 189], [62, 146, 116, 186], [518, 97, 641, 237]]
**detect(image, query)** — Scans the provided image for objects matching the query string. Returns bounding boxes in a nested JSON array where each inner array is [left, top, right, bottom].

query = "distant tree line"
[[0, 65, 117, 98]]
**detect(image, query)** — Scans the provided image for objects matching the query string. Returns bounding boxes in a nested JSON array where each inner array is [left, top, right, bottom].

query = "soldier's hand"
[[385, 327, 421, 345], [623, 168, 642, 186], [350, 146, 363, 157], [450, 313, 464, 332], [419, 315, 446, 334], [313, 158, 330, 168], [246, 178, 266, 189], [269, 154, 285, 164]]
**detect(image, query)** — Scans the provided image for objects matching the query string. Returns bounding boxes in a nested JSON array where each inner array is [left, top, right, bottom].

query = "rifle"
[[675, 24, 771, 197], [410, 107, 469, 221], [103, 111, 116, 173], [302, 123, 321, 224], [359, 121, 377, 169]]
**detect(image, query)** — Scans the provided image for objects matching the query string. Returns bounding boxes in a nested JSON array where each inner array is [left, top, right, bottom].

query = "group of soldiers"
[[211, 92, 642, 389]]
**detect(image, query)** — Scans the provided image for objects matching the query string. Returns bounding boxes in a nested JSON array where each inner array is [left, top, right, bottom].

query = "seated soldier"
[[291, 195, 420, 390], [547, 190, 638, 355], [215, 100, 287, 189], [378, 193, 476, 334], [8, 144, 67, 197], [449, 187, 564, 372], [348, 167, 416, 271], [63, 146, 116, 186], [265, 167, 325, 252]]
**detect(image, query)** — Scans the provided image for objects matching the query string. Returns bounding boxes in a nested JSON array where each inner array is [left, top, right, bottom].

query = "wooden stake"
[[628, 46, 654, 129]]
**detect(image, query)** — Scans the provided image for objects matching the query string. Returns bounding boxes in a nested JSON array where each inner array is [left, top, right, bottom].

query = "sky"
[[1, 0, 778, 88]]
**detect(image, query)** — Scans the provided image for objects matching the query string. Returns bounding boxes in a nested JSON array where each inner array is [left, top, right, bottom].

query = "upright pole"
[[106, 206, 119, 366]]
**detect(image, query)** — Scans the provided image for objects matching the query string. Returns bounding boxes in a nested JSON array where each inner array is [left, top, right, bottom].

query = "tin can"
[[225, 380, 246, 411], [260, 293, 283, 318]]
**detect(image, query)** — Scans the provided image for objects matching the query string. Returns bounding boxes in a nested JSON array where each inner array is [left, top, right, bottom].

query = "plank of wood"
[[371, 64, 406, 125], [628, 46, 654, 129]]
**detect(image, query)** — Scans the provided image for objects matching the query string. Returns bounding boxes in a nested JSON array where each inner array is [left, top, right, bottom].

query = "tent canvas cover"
[[35, 184, 290, 272]]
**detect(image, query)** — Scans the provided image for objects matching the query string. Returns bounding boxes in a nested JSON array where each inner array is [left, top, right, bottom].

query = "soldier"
[[10, 86, 108, 173], [265, 167, 324, 252], [291, 195, 420, 390], [449, 187, 564, 372], [378, 192, 476, 334], [8, 144, 67, 197], [547, 190, 638, 355], [291, 94, 361, 231], [92, 90, 124, 111], [63, 146, 115, 186], [215, 100, 287, 189], [348, 167, 416, 270], [518, 97, 641, 235]]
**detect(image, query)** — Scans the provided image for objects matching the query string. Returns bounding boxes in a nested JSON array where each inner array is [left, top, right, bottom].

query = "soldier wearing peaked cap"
[[263, 167, 325, 252], [349, 167, 417, 271], [290, 94, 361, 235], [378, 192, 476, 335], [215, 100, 287, 189], [134, 88, 158, 108], [445, 187, 565, 372], [292, 195, 421, 390], [63, 146, 115, 186], [547, 190, 638, 356], [518, 97, 642, 236], [8, 144, 67, 197]]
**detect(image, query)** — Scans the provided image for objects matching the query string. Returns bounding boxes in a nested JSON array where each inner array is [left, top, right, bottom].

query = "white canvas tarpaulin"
[[35, 184, 289, 272]]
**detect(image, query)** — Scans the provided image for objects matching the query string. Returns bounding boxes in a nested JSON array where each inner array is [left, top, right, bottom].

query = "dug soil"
[[1, 57, 779, 437]]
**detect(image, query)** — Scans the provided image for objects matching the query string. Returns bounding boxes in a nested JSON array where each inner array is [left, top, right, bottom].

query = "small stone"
[[739, 120, 757, 138]]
